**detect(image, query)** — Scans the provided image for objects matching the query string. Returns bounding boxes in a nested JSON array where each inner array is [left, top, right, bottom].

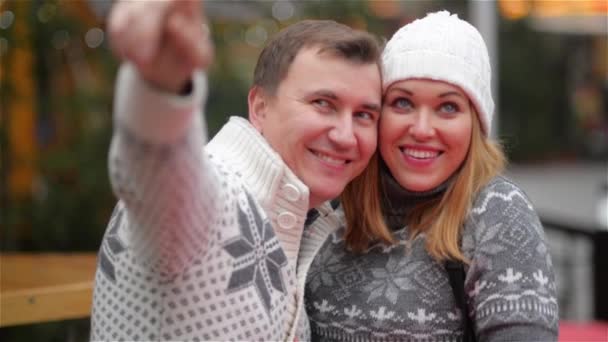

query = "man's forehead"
[[282, 47, 381, 105]]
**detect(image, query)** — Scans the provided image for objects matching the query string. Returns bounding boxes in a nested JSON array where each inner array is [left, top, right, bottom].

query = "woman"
[[299, 11, 558, 341]]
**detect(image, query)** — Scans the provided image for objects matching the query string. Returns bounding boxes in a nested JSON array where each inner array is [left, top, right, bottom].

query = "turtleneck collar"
[[379, 161, 451, 230]]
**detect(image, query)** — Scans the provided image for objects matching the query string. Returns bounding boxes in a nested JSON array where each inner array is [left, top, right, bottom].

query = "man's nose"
[[328, 116, 357, 148]]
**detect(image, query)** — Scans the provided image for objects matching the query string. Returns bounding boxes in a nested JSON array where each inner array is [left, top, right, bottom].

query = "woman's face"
[[379, 79, 473, 192]]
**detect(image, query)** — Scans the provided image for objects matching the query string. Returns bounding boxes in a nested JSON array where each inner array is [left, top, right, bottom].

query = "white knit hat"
[[382, 11, 494, 135]]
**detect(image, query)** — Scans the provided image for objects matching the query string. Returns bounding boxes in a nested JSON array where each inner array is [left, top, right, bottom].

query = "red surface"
[[559, 321, 608, 342]]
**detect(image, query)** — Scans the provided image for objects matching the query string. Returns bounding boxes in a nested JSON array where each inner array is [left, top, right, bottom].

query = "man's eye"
[[355, 112, 372, 120], [313, 99, 330, 107]]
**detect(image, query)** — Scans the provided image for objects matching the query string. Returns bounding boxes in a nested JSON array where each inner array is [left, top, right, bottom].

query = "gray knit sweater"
[[299, 174, 559, 341]]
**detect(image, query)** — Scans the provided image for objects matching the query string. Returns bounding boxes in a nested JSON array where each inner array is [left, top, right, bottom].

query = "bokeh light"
[[245, 24, 268, 47], [84, 27, 104, 49], [0, 10, 14, 29], [37, 3, 57, 23], [272, 1, 295, 22]]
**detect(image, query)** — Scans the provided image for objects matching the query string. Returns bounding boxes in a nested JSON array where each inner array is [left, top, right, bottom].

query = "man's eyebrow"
[[362, 103, 381, 112], [311, 90, 338, 100], [312, 90, 380, 111]]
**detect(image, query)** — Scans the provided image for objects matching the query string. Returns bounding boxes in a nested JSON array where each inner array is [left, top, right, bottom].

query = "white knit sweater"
[[90, 64, 313, 341]]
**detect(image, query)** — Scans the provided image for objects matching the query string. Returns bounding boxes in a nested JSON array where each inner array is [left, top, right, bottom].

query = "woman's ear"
[[248, 86, 266, 133]]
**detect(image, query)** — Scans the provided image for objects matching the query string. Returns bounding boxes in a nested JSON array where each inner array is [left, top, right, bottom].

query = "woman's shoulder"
[[463, 176, 559, 339], [465, 174, 543, 241], [480, 175, 525, 194], [472, 175, 535, 215]]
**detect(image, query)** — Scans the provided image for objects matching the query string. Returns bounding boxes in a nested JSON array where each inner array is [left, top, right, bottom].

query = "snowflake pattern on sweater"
[[223, 192, 289, 315], [302, 177, 558, 342]]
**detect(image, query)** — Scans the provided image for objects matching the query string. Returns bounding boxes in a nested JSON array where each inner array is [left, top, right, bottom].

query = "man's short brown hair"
[[252, 20, 382, 96]]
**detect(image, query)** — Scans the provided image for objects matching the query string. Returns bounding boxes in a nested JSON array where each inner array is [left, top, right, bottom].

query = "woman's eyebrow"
[[387, 87, 413, 96], [439, 91, 465, 99]]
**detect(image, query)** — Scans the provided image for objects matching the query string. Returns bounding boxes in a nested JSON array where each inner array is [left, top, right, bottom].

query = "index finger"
[[174, 0, 205, 19]]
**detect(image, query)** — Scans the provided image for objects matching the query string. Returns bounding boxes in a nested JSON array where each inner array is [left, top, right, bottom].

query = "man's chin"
[[308, 185, 344, 205], [298, 172, 349, 205]]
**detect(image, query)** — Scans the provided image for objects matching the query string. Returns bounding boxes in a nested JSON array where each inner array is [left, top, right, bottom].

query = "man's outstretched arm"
[[106, 0, 219, 278]]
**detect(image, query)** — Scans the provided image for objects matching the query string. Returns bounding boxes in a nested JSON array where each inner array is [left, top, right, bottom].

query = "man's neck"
[[308, 196, 323, 210]]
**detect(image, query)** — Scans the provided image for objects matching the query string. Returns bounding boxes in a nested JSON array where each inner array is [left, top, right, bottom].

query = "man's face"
[[250, 47, 382, 208]]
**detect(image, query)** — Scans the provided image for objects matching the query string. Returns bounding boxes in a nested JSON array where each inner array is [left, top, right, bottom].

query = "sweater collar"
[[380, 161, 449, 230], [207, 116, 310, 209], [206, 116, 310, 260]]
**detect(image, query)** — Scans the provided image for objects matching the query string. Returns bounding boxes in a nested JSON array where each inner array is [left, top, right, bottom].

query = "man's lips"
[[309, 149, 352, 166]]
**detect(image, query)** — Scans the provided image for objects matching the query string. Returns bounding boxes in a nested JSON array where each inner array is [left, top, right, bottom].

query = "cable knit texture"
[[300, 176, 559, 341], [91, 64, 310, 341]]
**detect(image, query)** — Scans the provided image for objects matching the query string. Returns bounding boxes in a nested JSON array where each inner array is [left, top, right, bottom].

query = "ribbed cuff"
[[113, 63, 208, 144]]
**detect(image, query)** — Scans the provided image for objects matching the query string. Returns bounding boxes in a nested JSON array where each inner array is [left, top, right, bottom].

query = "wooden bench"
[[0, 253, 97, 327]]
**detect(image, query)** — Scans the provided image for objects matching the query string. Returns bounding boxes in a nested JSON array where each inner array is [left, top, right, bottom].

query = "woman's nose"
[[409, 109, 435, 140]]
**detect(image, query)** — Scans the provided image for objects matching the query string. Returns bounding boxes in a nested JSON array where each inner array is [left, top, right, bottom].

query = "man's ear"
[[248, 86, 266, 132]]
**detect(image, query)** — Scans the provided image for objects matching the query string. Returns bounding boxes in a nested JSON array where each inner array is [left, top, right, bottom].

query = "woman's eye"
[[392, 98, 412, 109], [441, 102, 459, 113]]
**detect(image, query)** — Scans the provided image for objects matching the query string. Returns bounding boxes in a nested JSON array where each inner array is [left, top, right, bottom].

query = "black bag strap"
[[445, 260, 476, 342]]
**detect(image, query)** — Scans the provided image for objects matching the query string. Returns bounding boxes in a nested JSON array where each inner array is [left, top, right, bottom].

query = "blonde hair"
[[341, 110, 506, 262]]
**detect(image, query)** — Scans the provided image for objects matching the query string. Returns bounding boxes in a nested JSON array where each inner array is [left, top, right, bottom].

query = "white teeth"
[[402, 148, 438, 159], [313, 151, 346, 165]]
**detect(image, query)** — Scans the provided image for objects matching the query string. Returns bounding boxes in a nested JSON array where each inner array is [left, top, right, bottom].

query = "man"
[[90, 1, 382, 341]]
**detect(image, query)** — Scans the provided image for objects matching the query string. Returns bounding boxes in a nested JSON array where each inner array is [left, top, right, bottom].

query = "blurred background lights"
[[259, 19, 279, 37], [0, 10, 14, 29], [272, 1, 295, 22], [52, 30, 70, 50], [32, 177, 49, 203], [498, 0, 531, 20], [37, 3, 57, 23], [0, 37, 8, 56], [245, 24, 268, 47], [368, 1, 402, 19], [85, 27, 104, 48]]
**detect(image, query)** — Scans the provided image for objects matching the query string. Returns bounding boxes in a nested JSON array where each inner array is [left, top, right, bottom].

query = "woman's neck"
[[380, 162, 451, 230]]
